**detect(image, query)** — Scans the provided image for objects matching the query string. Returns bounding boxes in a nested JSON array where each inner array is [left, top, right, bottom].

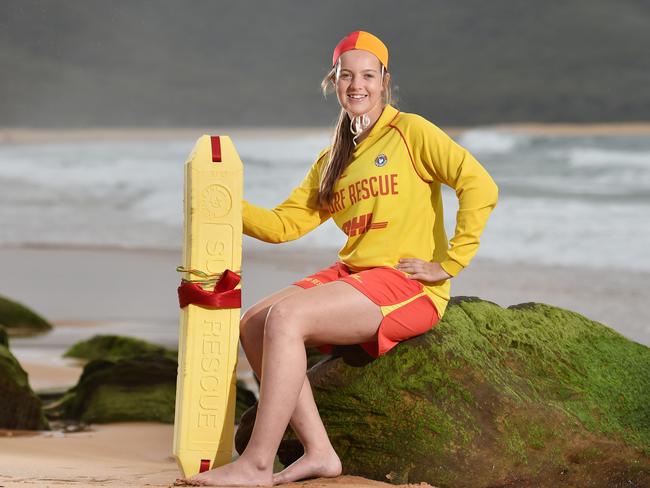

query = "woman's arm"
[[243, 150, 331, 243], [408, 115, 499, 277]]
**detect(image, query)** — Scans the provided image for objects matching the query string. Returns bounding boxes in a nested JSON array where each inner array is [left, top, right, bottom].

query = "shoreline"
[[2, 244, 648, 346], [3, 243, 649, 394], [2, 121, 650, 144], [1, 241, 646, 276]]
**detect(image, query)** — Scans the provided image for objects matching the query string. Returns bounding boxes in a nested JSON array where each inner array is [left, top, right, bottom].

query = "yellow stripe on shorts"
[[379, 291, 427, 317]]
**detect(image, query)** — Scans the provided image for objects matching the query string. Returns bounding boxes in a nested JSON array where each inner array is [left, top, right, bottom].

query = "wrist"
[[439, 259, 462, 277]]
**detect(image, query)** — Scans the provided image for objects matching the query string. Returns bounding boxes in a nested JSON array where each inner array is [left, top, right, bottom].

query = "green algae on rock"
[[64, 334, 177, 362], [52, 356, 178, 423], [0, 294, 52, 335], [236, 297, 650, 488], [0, 340, 48, 429], [50, 340, 256, 424]]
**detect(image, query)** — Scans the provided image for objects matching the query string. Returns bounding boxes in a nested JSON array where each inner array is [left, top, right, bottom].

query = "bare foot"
[[177, 458, 273, 487], [272, 449, 342, 485]]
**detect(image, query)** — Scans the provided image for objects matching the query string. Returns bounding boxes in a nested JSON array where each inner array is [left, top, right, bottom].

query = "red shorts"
[[293, 261, 440, 358]]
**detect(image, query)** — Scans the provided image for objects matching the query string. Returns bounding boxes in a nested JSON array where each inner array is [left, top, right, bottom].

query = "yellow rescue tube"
[[173, 135, 243, 477]]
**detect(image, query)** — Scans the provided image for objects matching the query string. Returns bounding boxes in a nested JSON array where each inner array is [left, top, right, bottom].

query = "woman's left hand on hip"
[[394, 258, 452, 283]]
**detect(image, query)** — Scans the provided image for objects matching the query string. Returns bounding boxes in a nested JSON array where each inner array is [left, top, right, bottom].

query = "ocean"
[[1, 128, 649, 272]]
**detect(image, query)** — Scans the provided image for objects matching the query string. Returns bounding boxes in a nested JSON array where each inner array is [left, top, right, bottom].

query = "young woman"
[[183, 30, 498, 487]]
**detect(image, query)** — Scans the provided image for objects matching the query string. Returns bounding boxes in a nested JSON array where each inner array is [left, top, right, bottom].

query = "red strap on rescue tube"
[[199, 459, 211, 472], [177, 269, 241, 309], [210, 136, 222, 162]]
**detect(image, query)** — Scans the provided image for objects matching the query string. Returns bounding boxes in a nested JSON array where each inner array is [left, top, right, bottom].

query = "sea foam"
[[1, 129, 649, 271]]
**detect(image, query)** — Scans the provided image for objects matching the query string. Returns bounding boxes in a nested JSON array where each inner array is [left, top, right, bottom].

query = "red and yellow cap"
[[332, 31, 389, 69]]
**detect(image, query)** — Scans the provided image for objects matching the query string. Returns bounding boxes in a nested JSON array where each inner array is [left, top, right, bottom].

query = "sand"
[[0, 128, 331, 144], [1, 244, 648, 487], [3, 122, 650, 145], [0, 423, 179, 487], [0, 422, 422, 488]]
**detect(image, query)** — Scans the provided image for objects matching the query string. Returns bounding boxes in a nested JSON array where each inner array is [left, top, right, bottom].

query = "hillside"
[[1, 0, 649, 127]]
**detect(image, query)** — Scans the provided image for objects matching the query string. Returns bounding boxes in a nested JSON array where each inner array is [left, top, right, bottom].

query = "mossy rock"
[[0, 294, 51, 335], [52, 356, 179, 423], [0, 325, 8, 347], [64, 334, 177, 362], [236, 298, 650, 488], [49, 353, 256, 425], [0, 342, 48, 429]]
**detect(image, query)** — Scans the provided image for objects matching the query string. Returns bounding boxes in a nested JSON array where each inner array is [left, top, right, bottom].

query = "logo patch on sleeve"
[[374, 153, 388, 167]]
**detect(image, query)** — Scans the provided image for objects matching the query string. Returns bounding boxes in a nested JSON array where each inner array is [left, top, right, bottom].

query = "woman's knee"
[[240, 305, 267, 347], [264, 298, 307, 342], [240, 286, 304, 346]]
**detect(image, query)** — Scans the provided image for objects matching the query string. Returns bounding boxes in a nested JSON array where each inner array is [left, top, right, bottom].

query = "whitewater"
[[1, 128, 649, 271]]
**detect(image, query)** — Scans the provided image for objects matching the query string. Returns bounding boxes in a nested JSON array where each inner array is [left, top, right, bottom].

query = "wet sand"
[[2, 244, 648, 352]]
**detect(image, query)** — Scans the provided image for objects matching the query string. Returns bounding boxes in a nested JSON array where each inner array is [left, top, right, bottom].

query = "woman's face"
[[335, 50, 386, 118]]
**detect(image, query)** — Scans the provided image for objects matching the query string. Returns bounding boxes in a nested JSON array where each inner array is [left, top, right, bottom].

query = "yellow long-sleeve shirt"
[[243, 104, 498, 317]]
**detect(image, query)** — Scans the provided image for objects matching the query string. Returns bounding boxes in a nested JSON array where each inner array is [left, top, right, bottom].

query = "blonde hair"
[[318, 61, 393, 208]]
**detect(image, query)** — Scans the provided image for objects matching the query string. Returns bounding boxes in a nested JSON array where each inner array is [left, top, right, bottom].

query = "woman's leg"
[[238, 286, 341, 483], [186, 281, 382, 486]]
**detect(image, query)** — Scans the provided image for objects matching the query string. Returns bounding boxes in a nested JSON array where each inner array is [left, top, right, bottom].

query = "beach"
[[1, 121, 650, 487], [1, 244, 649, 487], [3, 0, 650, 480], [0, 424, 422, 488]]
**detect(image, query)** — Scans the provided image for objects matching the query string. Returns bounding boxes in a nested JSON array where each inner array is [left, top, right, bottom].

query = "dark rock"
[[0, 294, 52, 335], [51, 356, 178, 423], [49, 340, 256, 425], [236, 297, 650, 488], [330, 345, 374, 367], [236, 380, 257, 422], [0, 342, 48, 429], [63, 334, 176, 362], [0, 325, 8, 347], [306, 346, 328, 370]]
